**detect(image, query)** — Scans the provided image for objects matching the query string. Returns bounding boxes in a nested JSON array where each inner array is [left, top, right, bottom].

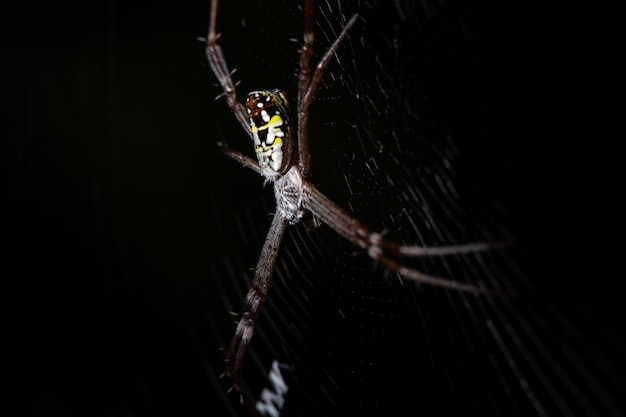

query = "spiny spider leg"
[[300, 14, 359, 115], [297, 0, 359, 178], [303, 183, 503, 296], [297, 0, 316, 113], [224, 211, 288, 392], [205, 0, 251, 137], [219, 142, 505, 297], [205, 0, 506, 397], [218, 143, 262, 175]]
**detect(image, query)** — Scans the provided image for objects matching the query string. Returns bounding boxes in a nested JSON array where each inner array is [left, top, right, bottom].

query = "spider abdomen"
[[245, 89, 292, 176]]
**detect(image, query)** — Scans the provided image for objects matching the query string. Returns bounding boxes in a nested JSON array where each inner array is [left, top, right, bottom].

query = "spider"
[[204, 0, 503, 393]]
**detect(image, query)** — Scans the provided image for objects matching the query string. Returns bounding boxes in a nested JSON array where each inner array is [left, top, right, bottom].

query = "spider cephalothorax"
[[204, 0, 504, 395]]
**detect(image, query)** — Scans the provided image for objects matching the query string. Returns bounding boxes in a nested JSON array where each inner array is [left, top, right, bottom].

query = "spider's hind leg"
[[296, 0, 359, 178], [205, 0, 251, 136]]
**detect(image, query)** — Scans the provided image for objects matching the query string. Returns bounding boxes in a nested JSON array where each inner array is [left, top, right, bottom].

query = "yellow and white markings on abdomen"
[[245, 90, 291, 176], [252, 112, 284, 172]]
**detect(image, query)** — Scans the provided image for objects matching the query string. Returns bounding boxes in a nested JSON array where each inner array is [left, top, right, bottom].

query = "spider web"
[[4, 0, 622, 416], [197, 1, 623, 415], [202, 0, 624, 416]]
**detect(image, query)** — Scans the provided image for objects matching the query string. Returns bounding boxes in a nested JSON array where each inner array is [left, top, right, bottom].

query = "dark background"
[[2, 0, 623, 416]]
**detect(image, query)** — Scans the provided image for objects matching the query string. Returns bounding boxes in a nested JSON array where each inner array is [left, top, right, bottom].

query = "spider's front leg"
[[224, 211, 288, 391], [302, 183, 508, 296]]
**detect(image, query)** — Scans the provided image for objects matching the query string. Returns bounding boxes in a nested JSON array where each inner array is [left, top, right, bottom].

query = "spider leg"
[[205, 0, 251, 137], [224, 212, 288, 392], [301, 13, 359, 114], [297, 0, 316, 108], [297, 0, 359, 178], [302, 183, 505, 296], [218, 143, 263, 175]]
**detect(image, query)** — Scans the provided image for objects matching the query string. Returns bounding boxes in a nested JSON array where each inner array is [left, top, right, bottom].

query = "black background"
[[2, 0, 623, 416]]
